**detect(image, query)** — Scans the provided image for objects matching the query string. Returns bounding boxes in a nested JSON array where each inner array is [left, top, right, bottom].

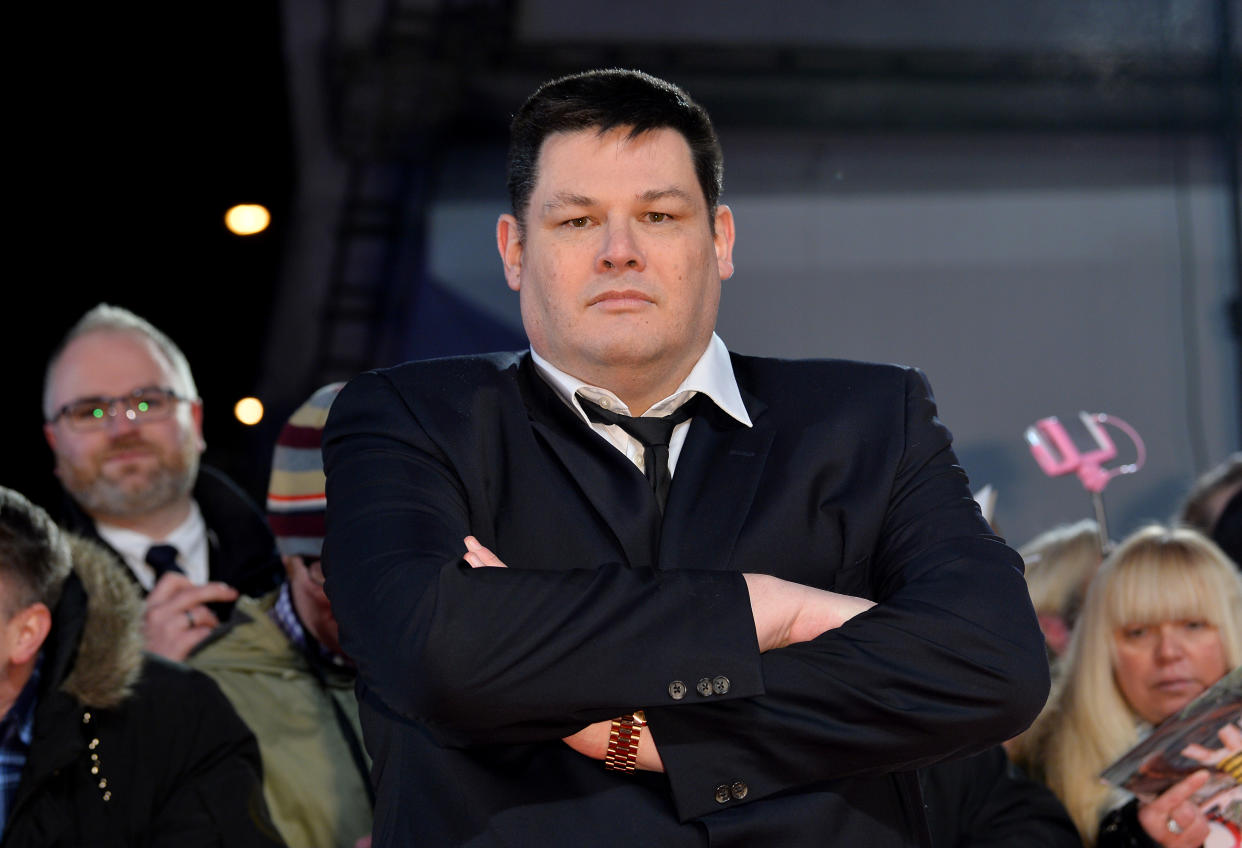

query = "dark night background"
[[11, 2, 294, 511]]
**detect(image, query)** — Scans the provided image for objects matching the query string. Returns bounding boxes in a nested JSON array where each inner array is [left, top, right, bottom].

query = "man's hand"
[[463, 535, 507, 568], [142, 572, 238, 661], [743, 572, 875, 652], [562, 718, 665, 773]]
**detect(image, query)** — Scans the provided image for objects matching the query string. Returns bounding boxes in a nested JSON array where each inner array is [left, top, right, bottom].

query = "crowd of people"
[[2, 68, 1240, 847]]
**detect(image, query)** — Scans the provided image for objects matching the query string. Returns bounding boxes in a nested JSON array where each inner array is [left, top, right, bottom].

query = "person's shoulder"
[[194, 464, 263, 512], [187, 592, 288, 668], [729, 352, 923, 403], [331, 352, 530, 430], [135, 652, 227, 700], [731, 351, 918, 380], [376, 351, 525, 387]]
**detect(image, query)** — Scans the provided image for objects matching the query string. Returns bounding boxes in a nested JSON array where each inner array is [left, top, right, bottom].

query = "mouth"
[[587, 289, 655, 308], [101, 445, 158, 467], [1152, 678, 1201, 695]]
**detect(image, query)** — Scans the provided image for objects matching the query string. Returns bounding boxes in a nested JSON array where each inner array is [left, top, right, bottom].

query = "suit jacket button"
[[714, 784, 731, 804], [712, 676, 730, 695], [731, 781, 749, 800], [696, 678, 713, 697], [668, 680, 687, 700]]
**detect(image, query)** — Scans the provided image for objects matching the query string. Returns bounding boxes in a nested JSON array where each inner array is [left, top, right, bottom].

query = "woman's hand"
[[1136, 770, 1212, 847]]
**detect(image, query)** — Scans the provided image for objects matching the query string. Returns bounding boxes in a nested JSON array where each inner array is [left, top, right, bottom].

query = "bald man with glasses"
[[42, 303, 281, 660]]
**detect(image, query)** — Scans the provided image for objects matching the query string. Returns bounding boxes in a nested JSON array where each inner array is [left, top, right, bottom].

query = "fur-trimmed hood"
[[57, 535, 144, 708]]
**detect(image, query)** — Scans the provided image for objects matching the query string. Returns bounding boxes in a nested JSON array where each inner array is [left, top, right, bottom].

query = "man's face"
[[497, 126, 735, 410], [43, 330, 204, 521], [284, 554, 342, 656]]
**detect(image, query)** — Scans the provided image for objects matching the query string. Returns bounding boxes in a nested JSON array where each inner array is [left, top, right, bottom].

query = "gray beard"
[[67, 453, 199, 520]]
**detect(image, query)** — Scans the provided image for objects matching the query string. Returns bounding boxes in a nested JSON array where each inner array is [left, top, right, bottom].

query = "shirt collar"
[[0, 653, 41, 747], [96, 500, 208, 590], [530, 333, 752, 427]]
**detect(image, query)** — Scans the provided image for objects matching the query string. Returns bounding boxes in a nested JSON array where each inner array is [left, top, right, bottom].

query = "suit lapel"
[[518, 357, 661, 569], [660, 386, 774, 572]]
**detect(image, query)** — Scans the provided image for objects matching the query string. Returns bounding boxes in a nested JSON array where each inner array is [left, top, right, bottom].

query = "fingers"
[[463, 536, 508, 568], [145, 571, 195, 603], [142, 576, 238, 661], [1180, 743, 1216, 765], [1137, 770, 1212, 847], [1219, 721, 1242, 751]]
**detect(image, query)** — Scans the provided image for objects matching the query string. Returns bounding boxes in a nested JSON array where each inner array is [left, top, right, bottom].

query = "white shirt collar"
[[529, 333, 752, 427], [96, 500, 209, 590]]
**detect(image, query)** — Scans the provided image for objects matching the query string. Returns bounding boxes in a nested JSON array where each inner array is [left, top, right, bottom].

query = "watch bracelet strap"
[[604, 710, 647, 773]]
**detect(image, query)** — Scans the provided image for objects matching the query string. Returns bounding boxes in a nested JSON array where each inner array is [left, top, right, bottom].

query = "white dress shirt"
[[96, 500, 210, 590], [530, 333, 753, 476]]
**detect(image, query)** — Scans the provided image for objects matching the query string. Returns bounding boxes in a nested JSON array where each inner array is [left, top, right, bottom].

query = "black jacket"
[[922, 747, 1083, 847], [58, 464, 282, 600], [323, 352, 1050, 847], [1, 537, 285, 847]]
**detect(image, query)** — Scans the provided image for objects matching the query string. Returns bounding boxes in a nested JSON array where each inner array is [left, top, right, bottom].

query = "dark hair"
[[0, 487, 73, 615], [506, 68, 723, 230], [1179, 453, 1242, 532]]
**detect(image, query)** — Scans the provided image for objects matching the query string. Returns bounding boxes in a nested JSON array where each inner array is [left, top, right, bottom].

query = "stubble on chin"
[[58, 435, 200, 520]]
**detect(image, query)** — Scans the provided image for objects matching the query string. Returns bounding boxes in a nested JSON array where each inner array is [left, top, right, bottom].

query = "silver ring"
[[1167, 817, 1183, 835], [185, 609, 195, 628]]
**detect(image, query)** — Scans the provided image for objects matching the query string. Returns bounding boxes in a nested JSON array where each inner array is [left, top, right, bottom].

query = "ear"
[[713, 205, 736, 281], [189, 400, 206, 451], [7, 604, 52, 666], [43, 422, 57, 452], [497, 214, 524, 292]]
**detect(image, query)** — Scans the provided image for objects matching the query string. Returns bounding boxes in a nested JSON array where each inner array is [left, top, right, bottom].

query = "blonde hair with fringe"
[[1012, 524, 1242, 845]]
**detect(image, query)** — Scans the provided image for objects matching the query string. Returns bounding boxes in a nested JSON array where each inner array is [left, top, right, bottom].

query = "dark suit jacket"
[[322, 351, 1050, 848]]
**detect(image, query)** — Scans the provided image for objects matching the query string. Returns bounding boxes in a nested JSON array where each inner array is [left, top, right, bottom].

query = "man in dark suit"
[[323, 68, 1050, 847]]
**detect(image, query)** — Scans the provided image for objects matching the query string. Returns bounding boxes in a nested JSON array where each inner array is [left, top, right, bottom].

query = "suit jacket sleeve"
[[647, 367, 1049, 819], [322, 365, 766, 746]]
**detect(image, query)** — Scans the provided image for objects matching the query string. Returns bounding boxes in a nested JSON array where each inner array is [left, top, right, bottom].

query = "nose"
[[596, 219, 644, 273], [105, 402, 142, 435], [1154, 624, 1187, 662]]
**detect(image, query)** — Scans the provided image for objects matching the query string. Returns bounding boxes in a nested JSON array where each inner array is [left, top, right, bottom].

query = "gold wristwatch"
[[603, 710, 647, 773]]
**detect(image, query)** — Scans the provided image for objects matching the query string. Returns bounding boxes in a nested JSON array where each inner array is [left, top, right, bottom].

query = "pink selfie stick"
[[1024, 412, 1146, 552]]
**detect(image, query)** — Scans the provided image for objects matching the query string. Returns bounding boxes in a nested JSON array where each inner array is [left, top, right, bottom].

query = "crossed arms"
[[322, 359, 1049, 821]]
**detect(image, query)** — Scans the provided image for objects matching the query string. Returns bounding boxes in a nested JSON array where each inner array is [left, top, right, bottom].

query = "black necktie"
[[145, 544, 184, 579], [578, 394, 703, 513]]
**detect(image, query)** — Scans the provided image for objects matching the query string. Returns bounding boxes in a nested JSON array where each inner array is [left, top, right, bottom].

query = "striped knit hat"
[[266, 382, 344, 558]]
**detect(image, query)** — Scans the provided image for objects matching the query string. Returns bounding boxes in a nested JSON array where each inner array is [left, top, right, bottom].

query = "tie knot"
[[578, 394, 702, 449], [145, 544, 183, 578]]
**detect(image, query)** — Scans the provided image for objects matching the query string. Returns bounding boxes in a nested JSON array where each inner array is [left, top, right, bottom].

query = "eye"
[[1182, 619, 1211, 631], [564, 216, 591, 229], [644, 212, 670, 223], [69, 400, 107, 423], [134, 390, 170, 414], [1120, 625, 1149, 640]]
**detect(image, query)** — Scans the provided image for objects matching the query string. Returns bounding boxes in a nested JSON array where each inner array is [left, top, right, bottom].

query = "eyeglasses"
[[48, 387, 190, 432]]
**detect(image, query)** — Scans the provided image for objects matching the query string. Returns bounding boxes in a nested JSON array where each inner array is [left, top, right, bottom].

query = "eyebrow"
[[637, 187, 695, 204], [542, 192, 594, 214], [541, 186, 696, 215]]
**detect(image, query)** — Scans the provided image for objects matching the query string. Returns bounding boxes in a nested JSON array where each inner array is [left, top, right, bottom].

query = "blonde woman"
[[1012, 525, 1242, 847]]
